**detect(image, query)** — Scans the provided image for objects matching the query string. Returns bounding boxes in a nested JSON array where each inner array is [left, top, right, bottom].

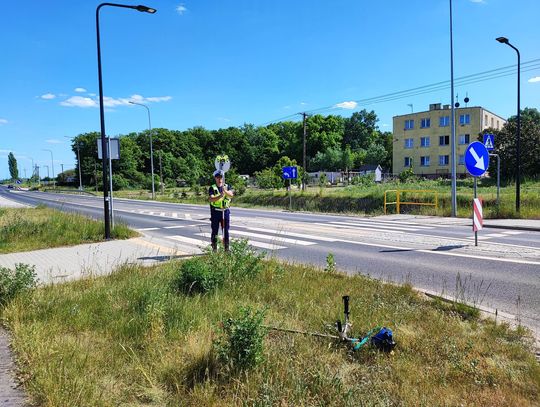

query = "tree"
[[343, 110, 378, 150], [492, 108, 540, 180], [365, 144, 387, 166], [8, 152, 18, 180]]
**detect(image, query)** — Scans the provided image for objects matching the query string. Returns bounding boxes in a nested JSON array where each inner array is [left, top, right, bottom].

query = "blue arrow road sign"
[[282, 166, 298, 179], [15, 179, 22, 184], [483, 134, 495, 151], [465, 141, 490, 177]]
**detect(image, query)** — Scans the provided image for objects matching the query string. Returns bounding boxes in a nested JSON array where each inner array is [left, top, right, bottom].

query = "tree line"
[[66, 110, 393, 190]]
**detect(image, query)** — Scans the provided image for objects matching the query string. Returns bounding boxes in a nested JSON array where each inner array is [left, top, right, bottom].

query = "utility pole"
[[159, 151, 164, 194], [299, 112, 309, 191]]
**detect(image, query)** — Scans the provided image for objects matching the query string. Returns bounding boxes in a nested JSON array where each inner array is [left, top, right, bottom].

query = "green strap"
[[351, 326, 381, 351]]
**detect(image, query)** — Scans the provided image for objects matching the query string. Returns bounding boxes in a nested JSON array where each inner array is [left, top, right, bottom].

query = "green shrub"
[[223, 239, 265, 280], [0, 263, 37, 306], [214, 306, 267, 371], [172, 258, 225, 294]]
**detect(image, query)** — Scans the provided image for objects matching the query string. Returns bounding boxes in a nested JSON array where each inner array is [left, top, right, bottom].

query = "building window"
[[404, 138, 414, 148], [404, 157, 412, 167], [459, 114, 470, 125], [439, 135, 450, 146], [405, 119, 414, 130], [491, 117, 494, 128], [459, 154, 465, 165], [458, 134, 470, 145], [421, 118, 430, 128], [485, 114, 488, 126], [421, 137, 430, 147], [439, 155, 449, 166], [420, 156, 430, 166], [497, 120, 499, 129], [439, 116, 449, 127]]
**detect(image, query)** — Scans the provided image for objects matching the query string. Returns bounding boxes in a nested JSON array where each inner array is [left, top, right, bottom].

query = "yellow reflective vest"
[[210, 184, 231, 209]]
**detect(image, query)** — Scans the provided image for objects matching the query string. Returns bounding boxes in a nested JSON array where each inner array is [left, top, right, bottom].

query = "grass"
[[103, 178, 540, 219], [2, 246, 539, 406], [0, 205, 137, 253]]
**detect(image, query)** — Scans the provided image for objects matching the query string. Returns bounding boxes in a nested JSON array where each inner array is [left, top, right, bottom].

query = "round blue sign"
[[465, 141, 490, 177]]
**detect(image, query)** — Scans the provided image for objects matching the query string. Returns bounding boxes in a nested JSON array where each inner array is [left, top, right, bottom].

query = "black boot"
[[224, 239, 230, 252]]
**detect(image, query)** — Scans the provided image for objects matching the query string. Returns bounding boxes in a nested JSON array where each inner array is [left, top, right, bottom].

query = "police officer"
[[208, 169, 234, 251]]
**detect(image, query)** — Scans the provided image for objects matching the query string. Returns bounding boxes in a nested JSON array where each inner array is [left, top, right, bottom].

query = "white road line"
[[185, 214, 192, 219], [196, 233, 286, 250], [230, 230, 316, 246], [485, 233, 507, 238], [327, 221, 420, 231], [136, 227, 160, 231], [163, 225, 186, 229], [171, 213, 178, 218], [465, 236, 492, 240], [167, 235, 209, 247], [314, 222, 404, 234], [159, 212, 166, 216], [366, 219, 454, 228], [502, 231, 523, 235], [245, 227, 338, 242]]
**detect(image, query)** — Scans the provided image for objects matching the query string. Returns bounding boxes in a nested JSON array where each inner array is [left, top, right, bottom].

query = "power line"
[[260, 58, 540, 124]]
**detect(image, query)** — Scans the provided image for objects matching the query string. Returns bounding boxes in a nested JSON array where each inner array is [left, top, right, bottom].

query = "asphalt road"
[[3, 188, 540, 334]]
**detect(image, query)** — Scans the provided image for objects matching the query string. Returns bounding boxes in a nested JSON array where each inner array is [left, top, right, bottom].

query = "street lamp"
[[496, 36, 521, 212], [65, 136, 84, 191], [129, 101, 155, 199], [42, 148, 55, 187], [96, 2, 156, 239]]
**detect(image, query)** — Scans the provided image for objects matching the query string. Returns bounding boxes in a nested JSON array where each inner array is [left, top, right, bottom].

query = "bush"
[[214, 306, 267, 371], [219, 239, 265, 280], [0, 263, 37, 306], [172, 258, 225, 295]]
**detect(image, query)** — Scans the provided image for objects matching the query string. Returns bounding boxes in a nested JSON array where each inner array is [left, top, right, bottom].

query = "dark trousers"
[[211, 209, 230, 250]]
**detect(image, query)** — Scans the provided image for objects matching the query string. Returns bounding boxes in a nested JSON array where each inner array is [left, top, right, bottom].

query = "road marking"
[[245, 227, 338, 242], [185, 214, 192, 219], [327, 221, 420, 231], [136, 227, 160, 231], [171, 213, 178, 218], [163, 225, 186, 229], [367, 219, 455, 228], [196, 233, 286, 250], [229, 230, 316, 246], [159, 212, 166, 216], [167, 235, 209, 247], [502, 231, 523, 235], [314, 222, 404, 234]]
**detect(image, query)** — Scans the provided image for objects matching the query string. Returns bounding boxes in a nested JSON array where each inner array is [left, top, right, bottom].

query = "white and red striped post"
[[471, 176, 482, 246]]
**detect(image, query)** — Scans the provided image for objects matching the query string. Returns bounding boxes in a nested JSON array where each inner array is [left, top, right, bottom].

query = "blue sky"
[[1, 0, 539, 179]]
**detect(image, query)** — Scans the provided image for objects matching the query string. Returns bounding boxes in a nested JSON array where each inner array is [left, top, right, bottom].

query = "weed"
[[214, 306, 267, 372], [172, 257, 225, 294], [0, 263, 37, 306], [324, 253, 337, 274]]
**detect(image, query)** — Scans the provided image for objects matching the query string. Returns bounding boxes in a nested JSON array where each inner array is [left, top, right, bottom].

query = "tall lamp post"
[[96, 2, 156, 239], [42, 149, 55, 187], [129, 101, 155, 199], [496, 36, 521, 212]]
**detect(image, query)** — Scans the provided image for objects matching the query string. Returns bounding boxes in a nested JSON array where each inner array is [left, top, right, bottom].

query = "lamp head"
[[496, 37, 509, 44], [135, 5, 156, 13]]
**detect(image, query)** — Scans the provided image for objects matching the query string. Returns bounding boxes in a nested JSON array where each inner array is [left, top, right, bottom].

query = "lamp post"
[[42, 148, 55, 187], [96, 2, 156, 239], [449, 0, 457, 217], [129, 101, 155, 199], [496, 36, 521, 212]]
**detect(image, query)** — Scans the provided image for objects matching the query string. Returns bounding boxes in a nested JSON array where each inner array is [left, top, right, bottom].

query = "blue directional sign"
[[483, 133, 495, 151], [282, 166, 298, 179], [465, 141, 490, 177], [15, 179, 22, 184]]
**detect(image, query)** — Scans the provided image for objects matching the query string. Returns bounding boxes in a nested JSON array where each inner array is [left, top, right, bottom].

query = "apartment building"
[[392, 103, 506, 176]]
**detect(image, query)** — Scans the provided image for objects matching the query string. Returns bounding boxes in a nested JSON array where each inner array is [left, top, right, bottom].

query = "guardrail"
[[384, 189, 438, 214]]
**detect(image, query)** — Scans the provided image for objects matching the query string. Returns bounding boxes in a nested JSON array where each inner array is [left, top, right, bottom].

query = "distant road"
[[3, 187, 540, 335]]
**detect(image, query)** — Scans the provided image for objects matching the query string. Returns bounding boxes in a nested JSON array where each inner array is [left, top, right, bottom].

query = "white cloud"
[[0, 119, 7, 125], [88, 93, 96, 97], [334, 101, 358, 110], [46, 139, 62, 144], [60, 96, 97, 108], [300, 102, 307, 106], [41, 93, 56, 100], [74, 87, 87, 93], [528, 76, 540, 83], [469, 0, 486, 3], [146, 96, 172, 102], [176, 4, 187, 15], [59, 94, 173, 108]]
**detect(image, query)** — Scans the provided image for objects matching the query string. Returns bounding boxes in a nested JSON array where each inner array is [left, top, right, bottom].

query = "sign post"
[[282, 166, 298, 211], [97, 137, 120, 229], [465, 141, 489, 246]]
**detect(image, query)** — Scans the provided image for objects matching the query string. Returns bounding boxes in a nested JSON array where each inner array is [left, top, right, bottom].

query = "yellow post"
[[397, 190, 401, 214]]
